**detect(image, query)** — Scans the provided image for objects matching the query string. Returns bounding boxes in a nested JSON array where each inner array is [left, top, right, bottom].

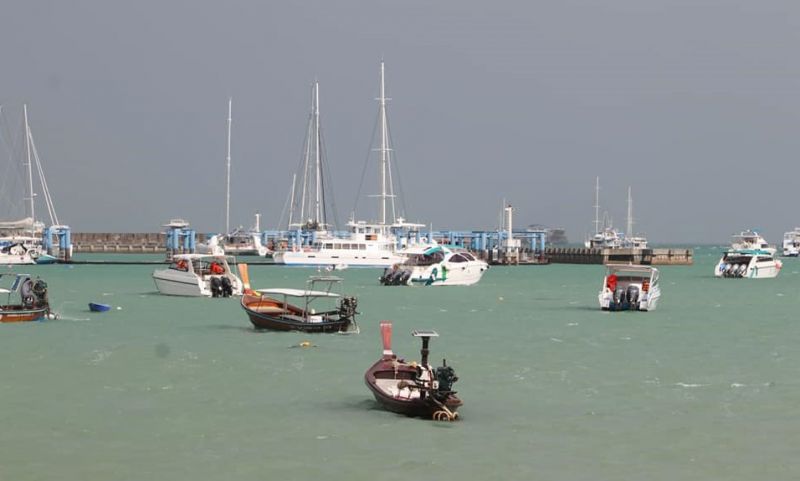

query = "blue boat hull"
[[89, 302, 111, 312]]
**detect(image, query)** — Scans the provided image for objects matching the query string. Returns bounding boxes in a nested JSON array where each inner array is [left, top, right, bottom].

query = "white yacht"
[[730, 230, 776, 256], [715, 249, 782, 279], [598, 264, 661, 311], [220, 227, 268, 257], [782, 228, 800, 257], [152, 254, 243, 297], [585, 227, 624, 249], [379, 244, 489, 286], [274, 62, 429, 268]]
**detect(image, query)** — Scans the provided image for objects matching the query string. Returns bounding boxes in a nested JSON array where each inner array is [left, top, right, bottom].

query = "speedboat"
[[599, 264, 661, 311], [379, 244, 488, 286], [783, 228, 800, 257], [364, 322, 462, 421], [715, 249, 782, 279], [240, 274, 358, 333], [152, 254, 243, 297], [0, 274, 54, 322]]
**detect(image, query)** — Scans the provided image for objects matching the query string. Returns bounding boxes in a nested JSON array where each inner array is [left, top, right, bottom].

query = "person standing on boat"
[[606, 272, 618, 292], [210, 261, 224, 275]]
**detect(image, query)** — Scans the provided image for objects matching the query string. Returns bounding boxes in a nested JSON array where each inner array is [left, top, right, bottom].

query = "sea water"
[[1, 247, 799, 480]]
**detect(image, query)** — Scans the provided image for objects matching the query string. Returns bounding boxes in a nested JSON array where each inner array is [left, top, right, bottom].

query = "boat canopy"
[[605, 264, 658, 276], [256, 288, 340, 298]]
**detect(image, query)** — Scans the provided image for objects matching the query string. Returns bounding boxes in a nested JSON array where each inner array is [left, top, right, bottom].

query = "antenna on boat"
[[626, 186, 633, 238], [225, 97, 232, 235]]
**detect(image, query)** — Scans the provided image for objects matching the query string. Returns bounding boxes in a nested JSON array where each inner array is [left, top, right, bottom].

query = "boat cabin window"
[[757, 256, 773, 262], [462, 252, 476, 261], [449, 254, 468, 263], [170, 259, 190, 271]]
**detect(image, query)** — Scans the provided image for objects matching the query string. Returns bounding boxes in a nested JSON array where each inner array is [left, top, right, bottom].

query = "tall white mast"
[[593, 176, 600, 235], [225, 98, 232, 235], [287, 173, 297, 229], [23, 104, 35, 224], [626, 186, 633, 237], [313, 81, 322, 226], [378, 61, 390, 225]]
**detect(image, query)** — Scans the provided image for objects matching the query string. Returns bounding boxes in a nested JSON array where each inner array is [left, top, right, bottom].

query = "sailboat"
[[203, 99, 268, 257], [274, 62, 427, 268], [0, 105, 65, 265], [584, 177, 623, 249]]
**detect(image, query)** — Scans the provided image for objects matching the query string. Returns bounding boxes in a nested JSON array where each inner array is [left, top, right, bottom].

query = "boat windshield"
[[405, 251, 444, 266]]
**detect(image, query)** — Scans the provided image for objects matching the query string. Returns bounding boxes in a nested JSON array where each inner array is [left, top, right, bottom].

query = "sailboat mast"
[[225, 98, 232, 235], [626, 186, 633, 238], [287, 173, 297, 229], [378, 61, 389, 225], [23, 104, 35, 225], [313, 81, 322, 227], [593, 176, 600, 235]]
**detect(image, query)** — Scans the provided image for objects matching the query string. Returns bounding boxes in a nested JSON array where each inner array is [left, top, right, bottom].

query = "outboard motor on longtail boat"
[[338, 296, 358, 319]]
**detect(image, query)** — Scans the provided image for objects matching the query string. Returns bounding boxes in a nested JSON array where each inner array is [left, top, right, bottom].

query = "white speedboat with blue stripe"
[[715, 249, 782, 279]]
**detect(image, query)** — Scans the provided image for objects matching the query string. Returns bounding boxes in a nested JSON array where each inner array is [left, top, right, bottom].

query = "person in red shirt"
[[606, 273, 618, 292], [210, 262, 224, 275]]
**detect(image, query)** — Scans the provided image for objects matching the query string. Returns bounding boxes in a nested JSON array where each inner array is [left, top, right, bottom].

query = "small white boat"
[[152, 254, 243, 297], [380, 244, 489, 286], [715, 249, 782, 279], [598, 264, 661, 311], [782, 228, 800, 257]]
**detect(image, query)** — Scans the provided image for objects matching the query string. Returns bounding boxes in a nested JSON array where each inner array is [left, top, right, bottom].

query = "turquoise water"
[[1, 247, 799, 480]]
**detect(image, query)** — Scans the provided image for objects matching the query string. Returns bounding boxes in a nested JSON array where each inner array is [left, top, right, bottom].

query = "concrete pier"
[[545, 247, 692, 265]]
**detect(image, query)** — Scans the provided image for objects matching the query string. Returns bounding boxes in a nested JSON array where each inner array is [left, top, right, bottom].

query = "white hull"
[[715, 256, 782, 279], [406, 262, 488, 286], [599, 288, 660, 311], [275, 249, 404, 268], [0, 252, 37, 265], [152, 254, 244, 297]]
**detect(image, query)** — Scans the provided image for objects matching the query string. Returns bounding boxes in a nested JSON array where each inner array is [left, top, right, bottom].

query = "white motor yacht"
[[782, 228, 800, 257], [715, 249, 782, 279], [379, 244, 489, 286], [153, 254, 243, 297]]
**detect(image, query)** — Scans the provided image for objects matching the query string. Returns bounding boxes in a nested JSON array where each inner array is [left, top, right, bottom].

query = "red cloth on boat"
[[210, 262, 224, 275]]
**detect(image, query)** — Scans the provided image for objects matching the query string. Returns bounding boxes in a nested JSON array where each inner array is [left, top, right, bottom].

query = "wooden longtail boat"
[[364, 322, 462, 421], [0, 274, 53, 323], [240, 268, 357, 333]]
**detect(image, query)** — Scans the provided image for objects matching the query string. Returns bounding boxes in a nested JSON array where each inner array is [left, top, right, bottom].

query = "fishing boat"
[[783, 228, 800, 257], [380, 244, 489, 286], [0, 273, 54, 322], [152, 254, 243, 297], [274, 62, 429, 268], [714, 249, 782, 279], [240, 273, 358, 333], [364, 322, 462, 420], [599, 264, 661, 311]]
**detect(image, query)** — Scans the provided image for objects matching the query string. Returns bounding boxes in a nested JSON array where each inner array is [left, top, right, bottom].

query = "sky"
[[1, 0, 799, 244]]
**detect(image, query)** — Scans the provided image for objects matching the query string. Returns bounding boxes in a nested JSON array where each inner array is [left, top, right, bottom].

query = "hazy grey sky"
[[1, 0, 798, 243]]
